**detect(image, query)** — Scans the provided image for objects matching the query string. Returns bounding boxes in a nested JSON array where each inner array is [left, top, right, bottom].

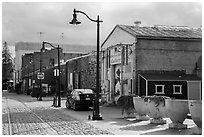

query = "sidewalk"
[[57, 99, 201, 135], [81, 106, 200, 135]]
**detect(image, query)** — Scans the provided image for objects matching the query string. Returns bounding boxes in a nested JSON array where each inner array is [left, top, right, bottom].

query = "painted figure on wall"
[[115, 65, 121, 101]]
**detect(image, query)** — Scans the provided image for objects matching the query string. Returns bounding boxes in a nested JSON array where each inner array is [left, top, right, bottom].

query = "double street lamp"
[[70, 9, 103, 120], [41, 41, 61, 107]]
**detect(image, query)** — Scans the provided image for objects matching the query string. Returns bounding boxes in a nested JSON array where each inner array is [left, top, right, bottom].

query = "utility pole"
[[61, 33, 64, 43], [37, 32, 45, 43]]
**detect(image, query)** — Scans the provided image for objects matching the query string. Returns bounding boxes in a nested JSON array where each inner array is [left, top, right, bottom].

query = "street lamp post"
[[39, 48, 43, 101], [30, 57, 35, 98], [41, 41, 61, 107], [70, 9, 103, 120]]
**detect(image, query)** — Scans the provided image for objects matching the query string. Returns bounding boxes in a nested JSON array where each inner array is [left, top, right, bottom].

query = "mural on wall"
[[115, 65, 121, 101]]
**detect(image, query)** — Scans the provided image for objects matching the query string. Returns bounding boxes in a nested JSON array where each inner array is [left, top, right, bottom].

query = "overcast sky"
[[2, 1, 202, 56]]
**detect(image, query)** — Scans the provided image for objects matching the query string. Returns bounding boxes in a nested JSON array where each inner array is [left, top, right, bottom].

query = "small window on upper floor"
[[173, 85, 182, 94], [114, 47, 117, 52], [50, 58, 54, 66], [155, 85, 165, 94]]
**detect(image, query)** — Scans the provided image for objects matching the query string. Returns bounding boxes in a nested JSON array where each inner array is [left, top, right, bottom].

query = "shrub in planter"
[[117, 95, 136, 118], [133, 96, 150, 120], [165, 99, 189, 129], [144, 95, 169, 124]]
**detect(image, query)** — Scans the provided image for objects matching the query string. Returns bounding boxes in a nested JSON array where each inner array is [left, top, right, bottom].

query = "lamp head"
[[41, 42, 46, 52], [69, 9, 81, 25]]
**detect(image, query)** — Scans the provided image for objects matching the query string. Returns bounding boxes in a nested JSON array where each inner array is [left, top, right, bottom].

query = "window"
[[155, 85, 165, 94], [173, 85, 182, 94], [50, 58, 55, 66], [114, 47, 118, 52], [108, 49, 111, 68], [125, 45, 129, 65]]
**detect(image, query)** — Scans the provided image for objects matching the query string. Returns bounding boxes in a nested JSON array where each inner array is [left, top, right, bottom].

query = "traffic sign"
[[54, 69, 59, 76], [37, 72, 44, 79]]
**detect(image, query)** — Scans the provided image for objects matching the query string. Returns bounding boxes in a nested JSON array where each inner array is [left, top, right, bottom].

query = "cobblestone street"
[[2, 91, 112, 135], [2, 91, 201, 135]]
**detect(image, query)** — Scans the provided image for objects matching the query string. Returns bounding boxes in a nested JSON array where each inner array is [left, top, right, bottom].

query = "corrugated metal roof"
[[118, 25, 202, 39], [140, 73, 201, 81]]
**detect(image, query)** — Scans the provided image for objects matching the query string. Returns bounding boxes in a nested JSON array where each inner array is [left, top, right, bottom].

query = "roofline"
[[101, 25, 202, 48], [101, 25, 118, 48], [65, 54, 93, 64], [118, 25, 202, 41], [139, 73, 202, 82], [147, 79, 201, 82], [136, 36, 202, 41], [138, 74, 148, 81]]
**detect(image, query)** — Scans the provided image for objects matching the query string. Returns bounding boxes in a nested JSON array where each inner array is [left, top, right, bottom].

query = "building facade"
[[65, 53, 98, 93], [21, 47, 86, 95], [14, 41, 95, 86], [101, 24, 202, 102]]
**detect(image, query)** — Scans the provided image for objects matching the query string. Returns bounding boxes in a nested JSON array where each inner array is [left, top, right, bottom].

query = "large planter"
[[144, 96, 169, 124], [165, 99, 189, 129], [189, 100, 202, 134], [133, 97, 150, 120]]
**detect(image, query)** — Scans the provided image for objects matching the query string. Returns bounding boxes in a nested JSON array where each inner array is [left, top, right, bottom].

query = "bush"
[[143, 95, 170, 107], [117, 95, 135, 115]]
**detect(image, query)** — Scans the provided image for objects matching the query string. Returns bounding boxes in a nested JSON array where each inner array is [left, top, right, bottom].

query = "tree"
[[2, 42, 13, 64], [2, 42, 14, 84]]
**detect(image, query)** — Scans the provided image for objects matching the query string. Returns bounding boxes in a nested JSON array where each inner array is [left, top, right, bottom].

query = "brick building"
[[101, 24, 202, 102], [14, 42, 95, 86], [21, 48, 85, 95], [64, 53, 99, 93]]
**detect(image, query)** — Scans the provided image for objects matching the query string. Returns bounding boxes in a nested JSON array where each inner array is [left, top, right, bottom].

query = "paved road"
[[2, 92, 112, 135], [2, 91, 201, 135]]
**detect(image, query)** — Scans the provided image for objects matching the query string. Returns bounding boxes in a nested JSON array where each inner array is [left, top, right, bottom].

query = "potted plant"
[[117, 95, 136, 118], [165, 98, 189, 129], [133, 96, 150, 120], [189, 100, 202, 135], [144, 95, 169, 124]]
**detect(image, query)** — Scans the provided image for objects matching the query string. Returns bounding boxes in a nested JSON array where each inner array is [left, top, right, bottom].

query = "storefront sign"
[[110, 54, 121, 65]]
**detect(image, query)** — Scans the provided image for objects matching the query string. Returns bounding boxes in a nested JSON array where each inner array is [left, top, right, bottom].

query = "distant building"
[[14, 41, 95, 85], [21, 47, 86, 95], [101, 23, 202, 102]]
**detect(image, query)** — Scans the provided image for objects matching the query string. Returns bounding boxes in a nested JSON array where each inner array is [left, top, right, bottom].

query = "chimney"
[[134, 21, 141, 27]]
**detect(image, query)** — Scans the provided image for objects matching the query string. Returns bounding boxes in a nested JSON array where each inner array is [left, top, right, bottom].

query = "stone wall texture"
[[136, 39, 202, 74]]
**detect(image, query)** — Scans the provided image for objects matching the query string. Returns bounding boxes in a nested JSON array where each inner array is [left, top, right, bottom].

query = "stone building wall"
[[79, 54, 97, 90], [136, 39, 202, 74], [66, 54, 100, 92]]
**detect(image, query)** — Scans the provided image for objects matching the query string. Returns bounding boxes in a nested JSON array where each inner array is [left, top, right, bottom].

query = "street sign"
[[54, 69, 59, 76], [37, 72, 44, 79]]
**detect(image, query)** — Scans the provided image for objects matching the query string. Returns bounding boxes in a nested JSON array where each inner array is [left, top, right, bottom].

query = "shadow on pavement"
[[108, 117, 143, 126], [141, 127, 195, 135], [120, 122, 164, 131]]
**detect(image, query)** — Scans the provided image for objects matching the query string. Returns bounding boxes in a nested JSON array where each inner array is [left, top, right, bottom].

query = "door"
[[188, 81, 201, 100]]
